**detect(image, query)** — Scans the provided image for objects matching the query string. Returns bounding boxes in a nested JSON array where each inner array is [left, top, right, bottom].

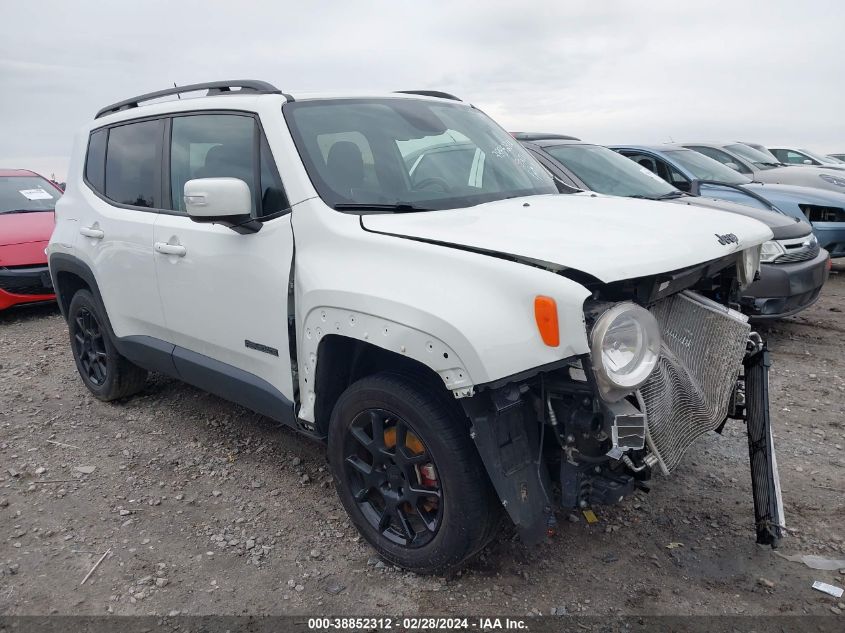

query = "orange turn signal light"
[[534, 295, 559, 347]]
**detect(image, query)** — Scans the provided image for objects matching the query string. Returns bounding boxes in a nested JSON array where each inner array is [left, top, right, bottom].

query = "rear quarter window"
[[85, 129, 107, 193]]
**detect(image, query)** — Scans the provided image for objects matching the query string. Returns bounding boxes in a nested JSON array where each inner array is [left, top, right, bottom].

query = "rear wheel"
[[328, 372, 499, 573], [68, 289, 147, 401]]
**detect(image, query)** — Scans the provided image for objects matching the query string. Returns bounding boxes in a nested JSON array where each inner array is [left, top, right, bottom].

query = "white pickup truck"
[[48, 81, 784, 573]]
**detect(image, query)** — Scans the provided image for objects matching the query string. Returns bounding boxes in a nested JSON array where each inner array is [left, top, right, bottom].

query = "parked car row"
[[683, 142, 845, 195], [518, 137, 829, 319], [30, 82, 798, 572], [602, 145, 845, 258]]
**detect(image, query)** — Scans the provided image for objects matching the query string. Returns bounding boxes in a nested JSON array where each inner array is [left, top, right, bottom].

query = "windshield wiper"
[[657, 191, 686, 199], [0, 208, 52, 214], [334, 202, 433, 213]]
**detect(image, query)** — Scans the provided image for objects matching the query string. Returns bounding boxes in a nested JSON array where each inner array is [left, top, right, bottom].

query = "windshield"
[[545, 144, 677, 198], [725, 143, 780, 169], [284, 98, 557, 211], [664, 150, 752, 185], [742, 143, 780, 162], [0, 175, 61, 214]]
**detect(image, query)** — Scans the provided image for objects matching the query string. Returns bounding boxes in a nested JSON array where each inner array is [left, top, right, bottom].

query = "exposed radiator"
[[639, 291, 750, 474]]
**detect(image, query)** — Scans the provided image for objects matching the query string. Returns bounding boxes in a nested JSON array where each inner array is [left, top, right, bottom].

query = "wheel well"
[[312, 334, 454, 437], [55, 271, 91, 319]]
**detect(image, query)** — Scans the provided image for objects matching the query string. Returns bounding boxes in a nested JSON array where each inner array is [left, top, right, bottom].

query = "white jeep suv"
[[48, 80, 783, 573]]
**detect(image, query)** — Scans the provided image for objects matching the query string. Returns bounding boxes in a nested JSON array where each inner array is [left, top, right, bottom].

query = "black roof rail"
[[511, 132, 581, 142], [395, 90, 462, 101], [95, 80, 286, 119]]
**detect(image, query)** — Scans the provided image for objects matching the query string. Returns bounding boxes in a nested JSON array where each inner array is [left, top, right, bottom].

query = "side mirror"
[[184, 178, 261, 234], [725, 162, 740, 171], [803, 159, 813, 165]]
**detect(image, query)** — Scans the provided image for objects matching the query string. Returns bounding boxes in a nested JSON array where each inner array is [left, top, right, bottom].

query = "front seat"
[[195, 144, 251, 182], [325, 141, 365, 199], [638, 157, 657, 174]]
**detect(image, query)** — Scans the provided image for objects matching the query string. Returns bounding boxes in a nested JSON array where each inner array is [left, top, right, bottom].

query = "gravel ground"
[[0, 265, 843, 617]]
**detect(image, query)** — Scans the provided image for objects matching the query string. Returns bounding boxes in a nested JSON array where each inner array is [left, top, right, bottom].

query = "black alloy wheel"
[[67, 289, 147, 401], [343, 408, 442, 548], [72, 307, 108, 386], [328, 372, 501, 574]]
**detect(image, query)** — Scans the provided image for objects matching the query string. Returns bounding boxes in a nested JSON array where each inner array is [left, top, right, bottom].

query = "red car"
[[0, 169, 62, 310]]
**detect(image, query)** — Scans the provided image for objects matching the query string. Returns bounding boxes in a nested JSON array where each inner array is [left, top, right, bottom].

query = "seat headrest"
[[325, 141, 365, 196], [638, 158, 656, 173]]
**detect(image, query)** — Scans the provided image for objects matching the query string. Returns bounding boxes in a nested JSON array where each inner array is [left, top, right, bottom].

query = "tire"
[[67, 289, 147, 401], [327, 371, 500, 574]]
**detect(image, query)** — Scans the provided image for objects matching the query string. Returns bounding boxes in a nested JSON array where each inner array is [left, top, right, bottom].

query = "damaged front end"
[[461, 259, 785, 547]]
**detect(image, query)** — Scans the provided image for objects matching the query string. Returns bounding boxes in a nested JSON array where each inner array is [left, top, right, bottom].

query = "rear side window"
[[105, 119, 163, 207], [85, 129, 107, 192]]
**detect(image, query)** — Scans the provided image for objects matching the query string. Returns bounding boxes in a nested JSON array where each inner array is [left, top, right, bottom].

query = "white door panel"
[[75, 193, 164, 339], [152, 213, 295, 400]]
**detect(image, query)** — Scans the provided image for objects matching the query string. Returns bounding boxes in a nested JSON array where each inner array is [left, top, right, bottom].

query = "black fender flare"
[[49, 253, 111, 330], [49, 253, 178, 375]]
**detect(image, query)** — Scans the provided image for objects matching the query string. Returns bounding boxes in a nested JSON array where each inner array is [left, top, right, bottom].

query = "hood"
[[361, 194, 773, 284], [763, 164, 844, 177], [671, 195, 811, 240], [754, 165, 845, 190], [774, 160, 845, 171], [0, 211, 55, 247], [745, 181, 845, 206]]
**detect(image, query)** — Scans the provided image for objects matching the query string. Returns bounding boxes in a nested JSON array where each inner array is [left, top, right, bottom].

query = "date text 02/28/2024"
[[307, 617, 528, 630]]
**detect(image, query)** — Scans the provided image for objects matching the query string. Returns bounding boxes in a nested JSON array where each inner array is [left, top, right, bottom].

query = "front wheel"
[[327, 372, 499, 574]]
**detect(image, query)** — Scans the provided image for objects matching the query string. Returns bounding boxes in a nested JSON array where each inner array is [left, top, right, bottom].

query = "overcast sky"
[[2, 0, 844, 180]]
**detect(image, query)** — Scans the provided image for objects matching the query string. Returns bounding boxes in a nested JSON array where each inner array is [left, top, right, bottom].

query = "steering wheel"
[[413, 176, 452, 193]]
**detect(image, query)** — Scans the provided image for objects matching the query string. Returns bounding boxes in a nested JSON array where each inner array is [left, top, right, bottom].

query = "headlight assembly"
[[737, 245, 762, 288], [820, 173, 845, 187], [590, 302, 661, 402], [759, 240, 785, 263]]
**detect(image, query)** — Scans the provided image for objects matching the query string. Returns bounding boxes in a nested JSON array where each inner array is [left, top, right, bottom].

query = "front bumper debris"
[[462, 290, 782, 549], [741, 335, 785, 547]]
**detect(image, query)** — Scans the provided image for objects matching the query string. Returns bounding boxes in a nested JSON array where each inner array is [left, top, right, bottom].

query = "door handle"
[[79, 227, 104, 239], [154, 242, 187, 257]]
